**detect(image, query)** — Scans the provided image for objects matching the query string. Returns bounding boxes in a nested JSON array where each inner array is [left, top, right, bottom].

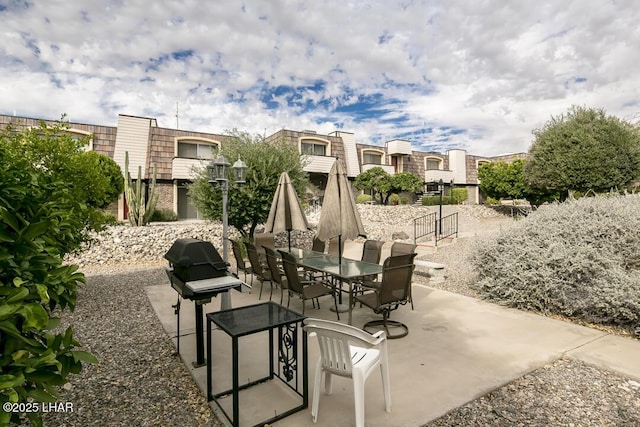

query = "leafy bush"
[[478, 159, 527, 200], [422, 195, 446, 206], [1, 121, 99, 426], [484, 196, 500, 206], [471, 194, 640, 332], [356, 194, 373, 204], [399, 196, 410, 205], [389, 194, 400, 205], [149, 209, 178, 222], [451, 188, 468, 204]]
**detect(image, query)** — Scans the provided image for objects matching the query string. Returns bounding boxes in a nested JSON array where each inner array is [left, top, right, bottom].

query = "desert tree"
[[524, 106, 640, 200], [188, 129, 308, 238]]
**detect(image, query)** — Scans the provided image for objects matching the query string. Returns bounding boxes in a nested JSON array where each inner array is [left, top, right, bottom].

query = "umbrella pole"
[[331, 234, 349, 313], [288, 230, 292, 251]]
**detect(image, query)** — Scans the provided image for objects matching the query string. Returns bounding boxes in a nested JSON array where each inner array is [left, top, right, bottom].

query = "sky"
[[1, 1, 639, 157]]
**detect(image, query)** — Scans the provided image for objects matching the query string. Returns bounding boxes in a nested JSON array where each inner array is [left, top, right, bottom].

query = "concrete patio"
[[146, 241, 640, 427]]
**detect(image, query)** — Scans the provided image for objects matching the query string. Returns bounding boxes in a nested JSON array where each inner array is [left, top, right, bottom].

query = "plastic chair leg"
[[311, 359, 323, 423], [381, 363, 391, 412], [353, 371, 366, 427]]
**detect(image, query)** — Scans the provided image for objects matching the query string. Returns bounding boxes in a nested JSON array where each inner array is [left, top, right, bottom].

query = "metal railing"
[[414, 211, 459, 246], [413, 212, 437, 243], [436, 212, 458, 244], [305, 199, 321, 216]]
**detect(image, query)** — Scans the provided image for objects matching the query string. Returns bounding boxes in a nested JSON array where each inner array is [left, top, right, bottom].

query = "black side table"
[[206, 302, 308, 427]]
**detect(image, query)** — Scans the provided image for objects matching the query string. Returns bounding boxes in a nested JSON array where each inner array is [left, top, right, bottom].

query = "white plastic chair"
[[303, 318, 391, 427]]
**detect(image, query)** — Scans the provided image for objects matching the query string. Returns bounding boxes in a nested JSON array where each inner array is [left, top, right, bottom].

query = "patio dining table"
[[296, 255, 383, 325], [275, 247, 331, 261]]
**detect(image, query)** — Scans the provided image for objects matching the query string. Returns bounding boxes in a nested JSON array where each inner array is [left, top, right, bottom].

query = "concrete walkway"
[[146, 242, 640, 427]]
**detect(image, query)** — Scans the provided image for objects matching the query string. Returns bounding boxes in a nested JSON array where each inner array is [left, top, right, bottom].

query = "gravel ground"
[[42, 267, 222, 427], [38, 205, 640, 427]]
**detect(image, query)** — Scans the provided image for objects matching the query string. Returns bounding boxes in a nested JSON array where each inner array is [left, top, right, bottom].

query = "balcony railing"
[[424, 169, 454, 183], [362, 163, 395, 174], [172, 157, 204, 180]]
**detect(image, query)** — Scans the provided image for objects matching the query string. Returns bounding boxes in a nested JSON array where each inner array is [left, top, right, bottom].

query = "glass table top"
[[298, 257, 382, 280], [207, 302, 305, 338], [275, 247, 330, 260]]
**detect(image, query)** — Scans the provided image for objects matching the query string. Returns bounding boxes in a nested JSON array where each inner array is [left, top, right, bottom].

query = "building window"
[[299, 137, 331, 156], [34, 128, 93, 151], [66, 129, 93, 151], [362, 150, 383, 165], [178, 141, 217, 159], [426, 157, 442, 170], [301, 141, 326, 156]]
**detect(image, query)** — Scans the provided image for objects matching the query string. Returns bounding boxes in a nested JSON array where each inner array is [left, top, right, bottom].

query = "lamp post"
[[450, 179, 454, 205], [207, 154, 247, 310], [438, 179, 444, 236]]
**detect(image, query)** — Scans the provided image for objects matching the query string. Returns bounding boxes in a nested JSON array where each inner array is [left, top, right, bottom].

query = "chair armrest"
[[304, 318, 386, 346]]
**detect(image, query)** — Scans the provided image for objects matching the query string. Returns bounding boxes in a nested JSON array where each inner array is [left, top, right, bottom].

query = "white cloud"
[[1, 0, 639, 157]]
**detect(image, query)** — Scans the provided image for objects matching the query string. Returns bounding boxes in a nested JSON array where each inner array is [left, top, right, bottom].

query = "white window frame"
[[425, 156, 443, 170], [175, 137, 221, 160], [361, 148, 385, 165], [299, 137, 331, 157]]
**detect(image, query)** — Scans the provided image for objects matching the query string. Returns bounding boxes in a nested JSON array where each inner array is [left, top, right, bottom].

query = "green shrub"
[[484, 196, 500, 206], [356, 194, 373, 204], [389, 194, 400, 205], [451, 188, 468, 204], [471, 194, 640, 333], [101, 211, 119, 225], [422, 195, 450, 206], [150, 209, 178, 222], [399, 196, 410, 205], [1, 122, 99, 426]]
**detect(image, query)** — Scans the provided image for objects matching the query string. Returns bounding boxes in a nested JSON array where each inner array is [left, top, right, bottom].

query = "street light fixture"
[[438, 179, 444, 236], [207, 154, 247, 310]]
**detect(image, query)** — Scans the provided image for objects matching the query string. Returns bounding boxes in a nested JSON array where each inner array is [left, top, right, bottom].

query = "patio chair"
[[278, 250, 340, 318], [254, 232, 275, 260], [312, 236, 326, 253], [353, 239, 385, 299], [362, 239, 385, 264], [230, 239, 252, 285], [263, 246, 290, 306], [390, 241, 417, 256], [246, 242, 274, 300], [303, 318, 391, 427], [389, 242, 417, 309], [355, 253, 417, 339]]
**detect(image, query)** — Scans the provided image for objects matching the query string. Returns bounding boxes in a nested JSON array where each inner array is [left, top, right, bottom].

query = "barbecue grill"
[[165, 238, 245, 367]]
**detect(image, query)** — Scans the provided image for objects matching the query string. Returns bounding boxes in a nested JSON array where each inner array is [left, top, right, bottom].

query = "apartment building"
[[0, 113, 526, 219]]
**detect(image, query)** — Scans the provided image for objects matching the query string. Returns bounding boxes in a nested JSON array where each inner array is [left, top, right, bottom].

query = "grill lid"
[[164, 238, 228, 282]]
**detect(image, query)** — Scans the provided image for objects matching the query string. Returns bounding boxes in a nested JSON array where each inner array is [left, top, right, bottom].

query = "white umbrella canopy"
[[264, 171, 310, 249], [316, 159, 366, 262]]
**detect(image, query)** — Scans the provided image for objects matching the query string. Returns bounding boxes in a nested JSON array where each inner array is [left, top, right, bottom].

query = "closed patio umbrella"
[[264, 171, 310, 250], [316, 159, 366, 264]]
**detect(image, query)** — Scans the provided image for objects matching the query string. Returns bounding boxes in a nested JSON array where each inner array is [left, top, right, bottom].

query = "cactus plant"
[[124, 151, 158, 226]]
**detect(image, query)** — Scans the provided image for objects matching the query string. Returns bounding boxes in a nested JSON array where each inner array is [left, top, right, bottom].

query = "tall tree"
[[354, 167, 391, 204], [524, 106, 640, 200], [386, 172, 423, 204], [354, 168, 422, 205], [188, 130, 308, 238]]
